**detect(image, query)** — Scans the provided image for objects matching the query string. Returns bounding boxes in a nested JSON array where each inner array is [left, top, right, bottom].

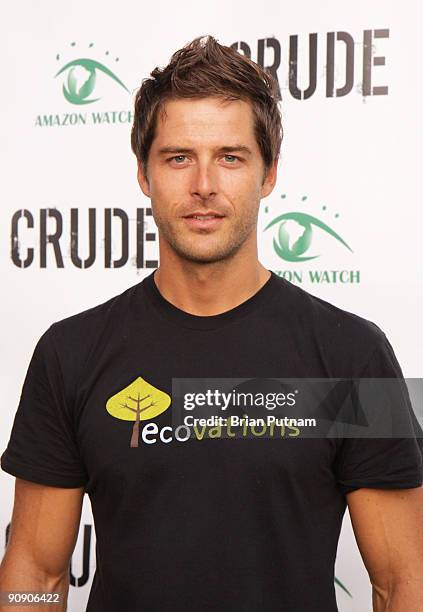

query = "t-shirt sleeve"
[[0, 325, 88, 488], [335, 329, 423, 495]]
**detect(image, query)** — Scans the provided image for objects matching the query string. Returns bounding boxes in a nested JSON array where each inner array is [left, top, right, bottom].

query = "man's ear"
[[261, 158, 278, 199], [137, 161, 151, 197]]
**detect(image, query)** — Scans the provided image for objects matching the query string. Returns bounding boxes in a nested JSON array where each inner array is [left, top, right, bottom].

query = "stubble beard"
[[154, 205, 259, 265]]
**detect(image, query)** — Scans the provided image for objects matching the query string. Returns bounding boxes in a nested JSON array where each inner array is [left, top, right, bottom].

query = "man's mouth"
[[188, 214, 222, 220], [183, 211, 225, 219], [182, 212, 225, 229]]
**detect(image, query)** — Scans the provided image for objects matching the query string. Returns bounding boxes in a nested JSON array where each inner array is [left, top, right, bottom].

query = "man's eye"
[[169, 154, 239, 164], [224, 155, 239, 163]]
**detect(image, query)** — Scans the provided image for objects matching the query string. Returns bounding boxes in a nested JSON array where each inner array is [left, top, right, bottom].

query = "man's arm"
[[0, 478, 84, 611], [347, 485, 423, 611]]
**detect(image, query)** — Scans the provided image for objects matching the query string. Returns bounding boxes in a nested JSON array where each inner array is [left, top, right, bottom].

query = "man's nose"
[[190, 162, 218, 200]]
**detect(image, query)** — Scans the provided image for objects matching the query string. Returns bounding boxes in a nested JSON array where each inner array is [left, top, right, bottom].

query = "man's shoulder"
[[47, 280, 141, 344], [271, 274, 386, 354]]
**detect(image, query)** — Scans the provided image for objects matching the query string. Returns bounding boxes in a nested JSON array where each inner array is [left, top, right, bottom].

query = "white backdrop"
[[1, 1, 422, 610]]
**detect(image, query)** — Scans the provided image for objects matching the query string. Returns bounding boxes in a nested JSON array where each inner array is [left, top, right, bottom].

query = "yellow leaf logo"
[[106, 376, 171, 447]]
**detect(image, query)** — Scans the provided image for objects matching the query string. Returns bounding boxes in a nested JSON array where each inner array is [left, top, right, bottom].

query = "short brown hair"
[[131, 35, 283, 177]]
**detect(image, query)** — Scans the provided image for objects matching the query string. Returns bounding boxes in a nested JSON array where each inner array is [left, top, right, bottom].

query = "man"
[[1, 35, 422, 612]]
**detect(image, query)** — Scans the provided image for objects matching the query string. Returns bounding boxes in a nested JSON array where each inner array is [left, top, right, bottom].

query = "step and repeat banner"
[[1, 1, 421, 610]]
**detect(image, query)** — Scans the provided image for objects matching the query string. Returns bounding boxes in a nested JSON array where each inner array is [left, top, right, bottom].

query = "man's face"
[[137, 96, 277, 264]]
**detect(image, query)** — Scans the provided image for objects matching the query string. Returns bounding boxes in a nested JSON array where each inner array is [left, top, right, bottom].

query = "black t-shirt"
[[2, 270, 422, 612]]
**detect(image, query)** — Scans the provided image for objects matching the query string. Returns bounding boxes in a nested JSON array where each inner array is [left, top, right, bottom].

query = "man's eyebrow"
[[157, 145, 253, 156]]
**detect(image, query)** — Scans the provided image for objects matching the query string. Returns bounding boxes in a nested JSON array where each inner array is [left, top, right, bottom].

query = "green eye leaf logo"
[[55, 58, 130, 105], [264, 211, 353, 262]]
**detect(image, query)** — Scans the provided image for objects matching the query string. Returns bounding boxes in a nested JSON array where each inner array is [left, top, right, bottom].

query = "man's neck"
[[153, 260, 271, 317]]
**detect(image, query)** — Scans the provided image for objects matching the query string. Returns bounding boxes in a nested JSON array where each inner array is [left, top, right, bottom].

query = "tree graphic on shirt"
[[106, 376, 171, 447]]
